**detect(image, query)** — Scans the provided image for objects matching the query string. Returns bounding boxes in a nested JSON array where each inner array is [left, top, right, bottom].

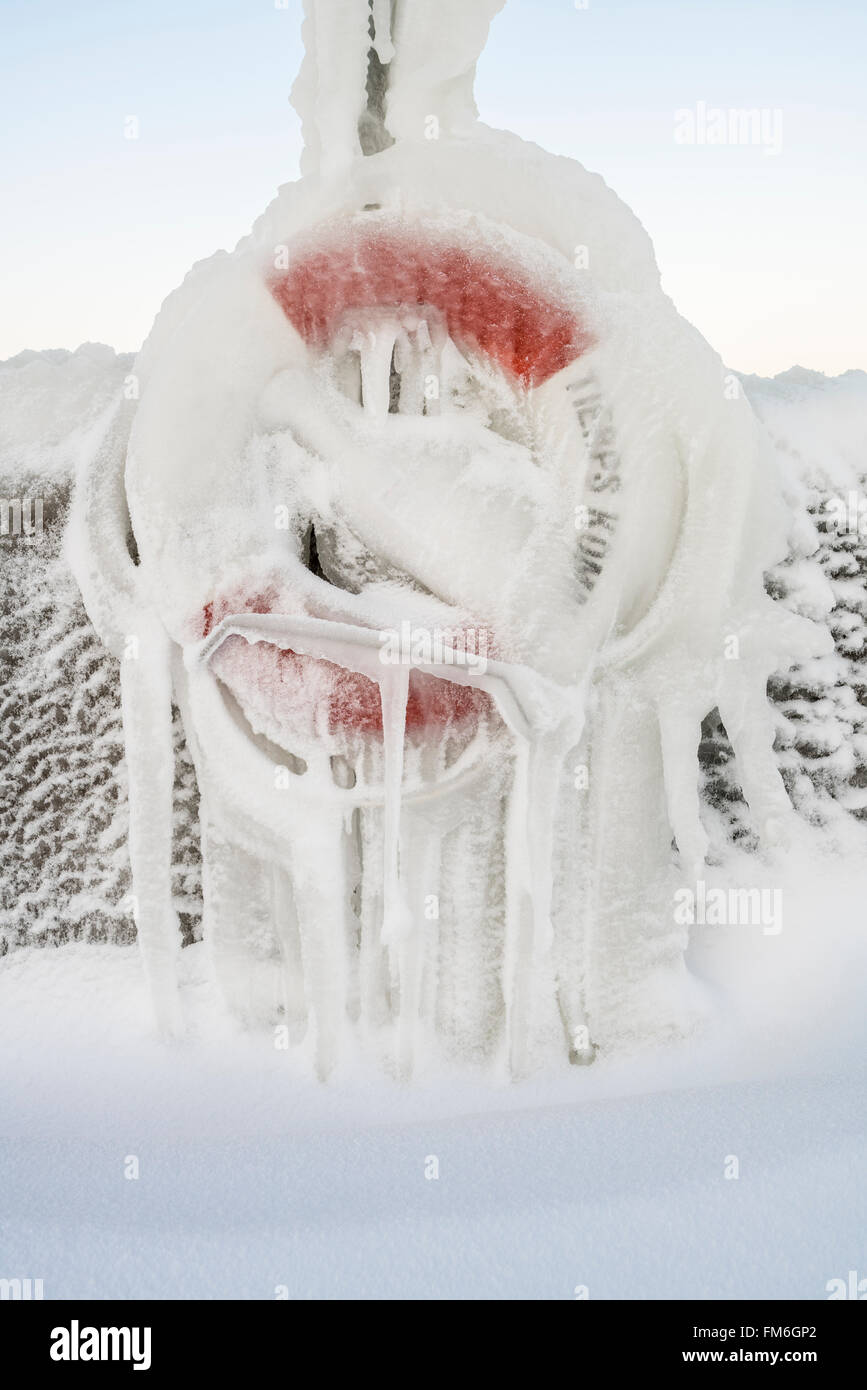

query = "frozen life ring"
[[70, 0, 828, 1076]]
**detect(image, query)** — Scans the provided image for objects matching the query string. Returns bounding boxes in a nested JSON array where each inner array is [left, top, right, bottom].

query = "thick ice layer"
[[211, 634, 489, 743], [269, 225, 591, 387], [68, 0, 832, 1078]]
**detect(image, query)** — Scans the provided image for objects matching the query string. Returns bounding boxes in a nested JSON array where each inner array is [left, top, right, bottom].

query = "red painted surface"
[[269, 228, 591, 388], [202, 225, 582, 741], [201, 594, 489, 738]]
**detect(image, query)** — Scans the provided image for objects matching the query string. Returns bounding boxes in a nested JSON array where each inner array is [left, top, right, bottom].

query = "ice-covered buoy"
[[70, 0, 828, 1077]]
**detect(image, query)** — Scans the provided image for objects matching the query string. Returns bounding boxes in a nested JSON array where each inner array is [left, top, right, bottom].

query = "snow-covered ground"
[[1, 845, 864, 1299]]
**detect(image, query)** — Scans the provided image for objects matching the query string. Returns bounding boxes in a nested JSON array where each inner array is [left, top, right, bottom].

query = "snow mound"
[[0, 343, 133, 483]]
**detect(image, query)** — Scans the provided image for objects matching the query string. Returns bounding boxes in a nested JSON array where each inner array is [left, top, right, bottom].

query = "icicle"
[[549, 740, 596, 1065], [503, 739, 534, 1077], [370, 0, 395, 63], [432, 763, 507, 1062], [379, 666, 411, 945], [288, 803, 352, 1079], [66, 398, 141, 656], [120, 618, 182, 1038], [353, 326, 398, 417], [356, 806, 391, 1034], [270, 863, 308, 1046], [502, 719, 579, 1074], [414, 812, 444, 1046], [525, 731, 567, 958], [423, 318, 449, 417], [393, 325, 423, 415], [392, 802, 440, 1077], [581, 678, 694, 1052]]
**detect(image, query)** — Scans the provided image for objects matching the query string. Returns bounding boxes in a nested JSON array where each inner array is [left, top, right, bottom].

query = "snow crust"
[[1, 844, 865, 1296]]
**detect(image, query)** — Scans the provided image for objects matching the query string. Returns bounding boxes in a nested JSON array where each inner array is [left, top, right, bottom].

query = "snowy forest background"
[[2, 344, 866, 957]]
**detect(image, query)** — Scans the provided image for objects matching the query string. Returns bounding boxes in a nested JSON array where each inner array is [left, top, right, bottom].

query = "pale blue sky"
[[1, 0, 864, 374]]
